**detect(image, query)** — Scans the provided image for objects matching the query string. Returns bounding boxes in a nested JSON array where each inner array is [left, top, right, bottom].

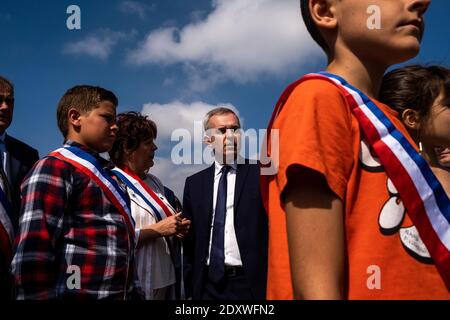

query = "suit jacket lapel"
[[5, 134, 20, 185], [233, 162, 250, 213], [202, 164, 215, 236]]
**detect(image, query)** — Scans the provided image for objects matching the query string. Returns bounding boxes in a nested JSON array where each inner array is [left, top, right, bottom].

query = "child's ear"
[[310, 0, 337, 30], [68, 108, 82, 127], [401, 109, 421, 130]]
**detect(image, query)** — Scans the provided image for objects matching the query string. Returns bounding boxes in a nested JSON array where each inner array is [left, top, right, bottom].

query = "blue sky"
[[1, 0, 449, 197]]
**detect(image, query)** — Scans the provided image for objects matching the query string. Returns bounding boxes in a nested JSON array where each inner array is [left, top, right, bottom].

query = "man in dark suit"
[[0, 75, 39, 299], [183, 107, 268, 300]]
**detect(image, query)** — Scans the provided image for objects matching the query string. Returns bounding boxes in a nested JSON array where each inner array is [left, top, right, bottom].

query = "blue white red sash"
[[265, 72, 450, 290], [49, 146, 135, 236], [0, 186, 14, 250], [112, 167, 176, 222]]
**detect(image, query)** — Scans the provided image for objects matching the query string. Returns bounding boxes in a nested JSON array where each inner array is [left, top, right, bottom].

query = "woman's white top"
[[128, 173, 176, 299]]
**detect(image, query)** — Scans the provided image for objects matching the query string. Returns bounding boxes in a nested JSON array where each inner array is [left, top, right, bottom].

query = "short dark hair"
[[0, 75, 14, 95], [57, 85, 118, 138], [379, 65, 450, 120], [109, 111, 157, 166], [300, 0, 329, 54]]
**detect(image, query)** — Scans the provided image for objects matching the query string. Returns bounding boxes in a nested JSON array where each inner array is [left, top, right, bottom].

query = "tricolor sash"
[[112, 167, 176, 222], [265, 72, 450, 290], [49, 146, 135, 237]]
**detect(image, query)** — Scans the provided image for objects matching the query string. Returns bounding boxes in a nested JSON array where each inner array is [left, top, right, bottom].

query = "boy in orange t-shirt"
[[262, 0, 450, 299]]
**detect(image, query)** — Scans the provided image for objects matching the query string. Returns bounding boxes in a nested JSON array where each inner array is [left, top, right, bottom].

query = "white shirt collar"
[[214, 160, 237, 176]]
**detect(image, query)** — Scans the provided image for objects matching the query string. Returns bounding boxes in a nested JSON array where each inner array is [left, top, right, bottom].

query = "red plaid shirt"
[[11, 141, 140, 299]]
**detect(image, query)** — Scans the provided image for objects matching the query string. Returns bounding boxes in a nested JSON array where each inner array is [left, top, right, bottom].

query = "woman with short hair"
[[109, 111, 190, 300]]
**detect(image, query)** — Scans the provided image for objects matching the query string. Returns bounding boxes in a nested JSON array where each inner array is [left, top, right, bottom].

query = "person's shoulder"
[[32, 153, 73, 175], [145, 173, 165, 193], [21, 154, 74, 188], [5, 134, 39, 159], [290, 77, 346, 103], [238, 160, 262, 175], [277, 76, 351, 124], [186, 165, 213, 183], [148, 172, 164, 185], [237, 158, 259, 167]]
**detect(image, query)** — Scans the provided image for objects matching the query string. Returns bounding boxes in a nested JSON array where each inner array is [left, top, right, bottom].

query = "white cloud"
[[119, 0, 155, 20], [63, 29, 128, 60], [162, 76, 176, 87], [141, 100, 241, 199], [150, 156, 208, 200], [128, 0, 321, 83], [141, 100, 240, 142]]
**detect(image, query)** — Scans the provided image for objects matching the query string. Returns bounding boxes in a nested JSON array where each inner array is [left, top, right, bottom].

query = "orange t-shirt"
[[264, 78, 450, 300]]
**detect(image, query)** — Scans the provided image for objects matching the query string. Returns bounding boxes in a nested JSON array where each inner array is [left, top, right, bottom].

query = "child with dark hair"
[[379, 64, 450, 198], [262, 0, 450, 299], [12, 85, 140, 299]]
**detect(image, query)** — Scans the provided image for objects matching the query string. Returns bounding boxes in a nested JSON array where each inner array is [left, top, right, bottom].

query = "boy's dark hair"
[[300, 0, 329, 54], [0, 75, 14, 94], [57, 85, 118, 138], [379, 65, 450, 121], [109, 111, 157, 166]]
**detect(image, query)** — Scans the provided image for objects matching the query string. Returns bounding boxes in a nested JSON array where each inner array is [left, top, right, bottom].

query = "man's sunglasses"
[[0, 96, 14, 105]]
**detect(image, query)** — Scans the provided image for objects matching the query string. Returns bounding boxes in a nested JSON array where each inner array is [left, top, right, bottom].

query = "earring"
[[416, 130, 423, 155]]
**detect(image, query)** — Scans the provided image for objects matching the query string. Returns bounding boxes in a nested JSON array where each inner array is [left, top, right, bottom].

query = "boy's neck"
[[326, 47, 387, 100], [65, 134, 99, 154]]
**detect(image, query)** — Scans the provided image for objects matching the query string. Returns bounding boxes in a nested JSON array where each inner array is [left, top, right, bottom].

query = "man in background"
[[183, 107, 268, 300], [0, 75, 39, 299]]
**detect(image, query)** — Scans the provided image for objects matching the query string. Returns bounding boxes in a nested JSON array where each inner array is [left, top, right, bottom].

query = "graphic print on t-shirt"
[[359, 139, 432, 264]]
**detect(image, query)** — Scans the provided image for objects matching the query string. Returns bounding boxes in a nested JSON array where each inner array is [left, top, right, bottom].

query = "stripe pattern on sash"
[[112, 167, 176, 222], [49, 146, 135, 236]]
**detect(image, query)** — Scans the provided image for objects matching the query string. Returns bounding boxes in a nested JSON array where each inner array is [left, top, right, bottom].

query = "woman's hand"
[[175, 217, 191, 239], [153, 213, 183, 237]]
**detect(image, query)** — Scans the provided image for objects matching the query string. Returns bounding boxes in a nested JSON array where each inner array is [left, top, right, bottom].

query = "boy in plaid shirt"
[[11, 86, 139, 299]]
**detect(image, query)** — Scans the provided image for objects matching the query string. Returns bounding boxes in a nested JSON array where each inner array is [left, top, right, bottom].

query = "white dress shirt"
[[0, 132, 10, 192], [206, 161, 243, 267], [0, 132, 8, 171]]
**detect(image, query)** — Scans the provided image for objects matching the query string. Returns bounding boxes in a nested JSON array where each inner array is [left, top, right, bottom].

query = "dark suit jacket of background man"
[[182, 160, 268, 300], [5, 134, 39, 228], [0, 134, 39, 299]]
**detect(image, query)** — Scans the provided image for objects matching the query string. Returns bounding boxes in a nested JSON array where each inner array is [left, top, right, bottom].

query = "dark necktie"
[[208, 165, 231, 283]]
